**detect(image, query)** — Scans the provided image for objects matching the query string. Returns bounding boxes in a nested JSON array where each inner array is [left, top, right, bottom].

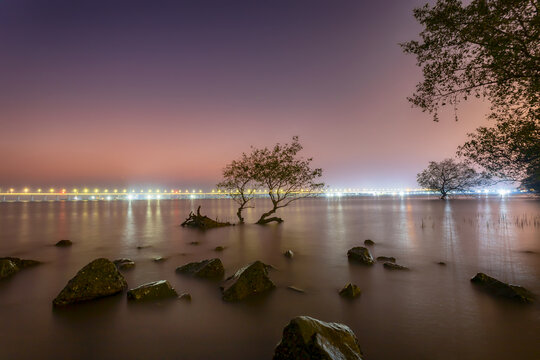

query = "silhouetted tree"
[[417, 158, 486, 199], [251, 136, 324, 224], [458, 110, 540, 192], [217, 153, 256, 224], [401, 0, 539, 122]]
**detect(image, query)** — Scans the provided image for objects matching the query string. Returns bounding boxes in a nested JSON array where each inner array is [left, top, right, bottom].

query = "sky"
[[0, 0, 492, 190]]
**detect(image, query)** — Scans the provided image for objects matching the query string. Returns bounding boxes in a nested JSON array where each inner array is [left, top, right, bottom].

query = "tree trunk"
[[440, 191, 447, 200], [256, 207, 283, 224], [236, 206, 245, 224]]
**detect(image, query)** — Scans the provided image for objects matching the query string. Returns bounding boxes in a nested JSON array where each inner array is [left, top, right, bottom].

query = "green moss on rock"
[[383, 262, 409, 271], [221, 261, 275, 302], [339, 283, 361, 299], [347, 247, 374, 265], [53, 258, 127, 306], [273, 316, 364, 360], [471, 272, 534, 303], [176, 258, 224, 279], [127, 280, 178, 301], [0, 259, 19, 279]]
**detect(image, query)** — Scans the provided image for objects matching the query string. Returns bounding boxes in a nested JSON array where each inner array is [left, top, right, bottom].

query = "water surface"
[[1, 197, 539, 359]]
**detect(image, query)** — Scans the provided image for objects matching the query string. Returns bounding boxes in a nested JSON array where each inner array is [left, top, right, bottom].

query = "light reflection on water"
[[0, 197, 539, 359]]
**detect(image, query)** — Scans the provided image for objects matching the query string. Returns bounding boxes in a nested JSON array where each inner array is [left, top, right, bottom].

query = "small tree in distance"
[[417, 158, 486, 199], [217, 153, 256, 224], [251, 136, 324, 224]]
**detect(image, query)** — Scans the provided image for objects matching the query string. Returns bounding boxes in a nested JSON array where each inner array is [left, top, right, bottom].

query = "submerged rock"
[[189, 241, 200, 246], [221, 261, 276, 302], [153, 256, 166, 262], [383, 262, 409, 271], [0, 257, 41, 269], [214, 246, 225, 252], [53, 258, 127, 306], [287, 286, 305, 293], [437, 261, 447, 266], [339, 283, 361, 299], [127, 280, 178, 301], [113, 258, 135, 270], [347, 247, 374, 265], [176, 258, 225, 279], [273, 316, 364, 360], [55, 239, 73, 247], [364, 239, 375, 246], [471, 273, 534, 303], [284, 250, 294, 258], [376, 256, 396, 263], [179, 293, 192, 301], [0, 259, 19, 279]]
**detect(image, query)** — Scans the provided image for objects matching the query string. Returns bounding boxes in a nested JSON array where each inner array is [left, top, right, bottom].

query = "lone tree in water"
[[217, 153, 256, 224], [417, 159, 486, 199], [251, 136, 324, 224]]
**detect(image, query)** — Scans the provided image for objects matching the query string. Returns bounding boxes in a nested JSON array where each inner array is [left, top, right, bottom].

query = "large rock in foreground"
[[53, 258, 128, 306], [273, 316, 364, 360], [127, 280, 178, 301], [221, 261, 275, 302], [0, 259, 19, 279], [176, 258, 225, 279], [347, 247, 374, 265], [471, 273, 534, 303]]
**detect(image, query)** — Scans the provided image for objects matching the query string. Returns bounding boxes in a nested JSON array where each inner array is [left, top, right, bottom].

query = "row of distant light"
[[1, 188, 422, 194]]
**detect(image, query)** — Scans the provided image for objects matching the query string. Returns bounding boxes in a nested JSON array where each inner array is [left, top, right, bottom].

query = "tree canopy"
[[417, 158, 486, 199], [401, 0, 539, 121]]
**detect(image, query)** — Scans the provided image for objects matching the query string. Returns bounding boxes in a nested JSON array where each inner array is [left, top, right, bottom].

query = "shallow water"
[[0, 196, 539, 360]]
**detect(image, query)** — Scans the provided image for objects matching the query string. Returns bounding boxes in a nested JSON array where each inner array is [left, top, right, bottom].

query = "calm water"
[[0, 197, 539, 360]]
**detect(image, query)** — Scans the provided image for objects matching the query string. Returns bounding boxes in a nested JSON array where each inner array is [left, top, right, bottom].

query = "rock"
[[376, 256, 396, 263], [347, 247, 374, 265], [127, 280, 178, 301], [0, 257, 41, 268], [383, 262, 409, 271], [179, 293, 192, 301], [189, 241, 200, 245], [176, 258, 225, 279], [471, 273, 534, 303], [273, 316, 364, 360], [53, 258, 128, 306], [437, 261, 447, 266], [55, 239, 73, 247], [287, 286, 305, 293], [113, 258, 135, 270], [221, 261, 276, 302], [136, 245, 150, 250], [284, 250, 294, 258], [364, 239, 375, 246], [0, 259, 19, 279], [153, 256, 166, 262], [339, 283, 361, 299], [214, 246, 225, 252]]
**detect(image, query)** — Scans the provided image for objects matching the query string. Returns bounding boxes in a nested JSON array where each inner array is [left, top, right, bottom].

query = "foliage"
[[401, 0, 540, 121], [458, 110, 540, 191], [217, 153, 256, 223], [417, 158, 486, 198], [250, 136, 324, 224]]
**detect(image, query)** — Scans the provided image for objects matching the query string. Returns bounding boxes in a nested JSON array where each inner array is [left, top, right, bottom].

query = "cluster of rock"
[[348, 244, 409, 270]]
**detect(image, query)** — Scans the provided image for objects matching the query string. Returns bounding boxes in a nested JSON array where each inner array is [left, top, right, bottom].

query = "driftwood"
[[181, 206, 232, 230]]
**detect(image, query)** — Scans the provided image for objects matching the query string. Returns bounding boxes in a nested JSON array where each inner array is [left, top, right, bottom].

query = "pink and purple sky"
[[0, 0, 491, 189]]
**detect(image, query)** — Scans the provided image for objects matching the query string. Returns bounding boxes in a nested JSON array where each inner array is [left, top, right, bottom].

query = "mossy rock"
[[179, 293, 192, 301], [273, 316, 364, 360], [376, 256, 396, 263], [347, 247, 374, 265], [0, 259, 19, 279], [471, 273, 534, 303], [176, 258, 224, 279], [55, 240, 73, 247], [127, 280, 178, 301], [221, 261, 275, 302], [364, 239, 375, 246], [284, 250, 294, 258], [339, 283, 361, 299], [383, 262, 409, 271], [113, 258, 135, 270], [214, 246, 225, 252], [0, 257, 41, 269], [53, 258, 127, 306]]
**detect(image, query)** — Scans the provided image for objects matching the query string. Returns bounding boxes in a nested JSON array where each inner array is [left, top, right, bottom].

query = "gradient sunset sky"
[[0, 0, 492, 189]]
